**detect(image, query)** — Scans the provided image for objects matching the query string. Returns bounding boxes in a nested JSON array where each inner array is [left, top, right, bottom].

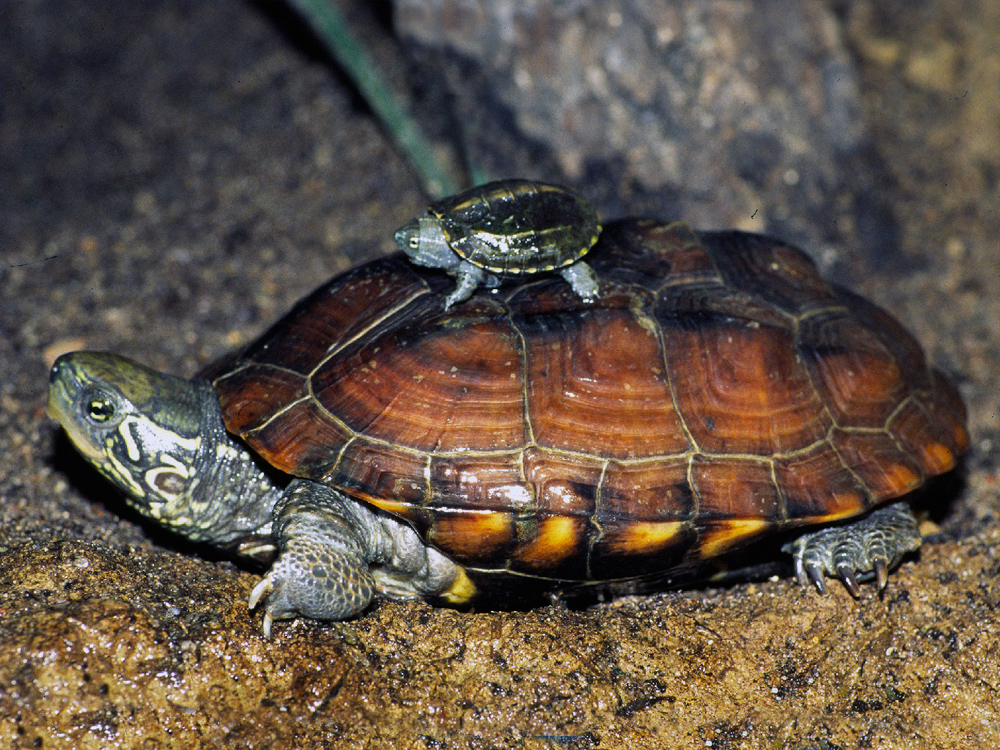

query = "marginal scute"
[[696, 518, 774, 558], [890, 392, 968, 476], [522, 447, 602, 517], [333, 437, 429, 506], [923, 442, 957, 474], [589, 520, 692, 579], [597, 520, 687, 556], [513, 515, 589, 575], [598, 458, 691, 520], [426, 508, 516, 565], [429, 454, 528, 511], [830, 428, 924, 498], [773, 443, 870, 522]]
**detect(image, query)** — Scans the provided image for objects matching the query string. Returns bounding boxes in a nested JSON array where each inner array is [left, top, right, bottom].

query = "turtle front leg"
[[249, 479, 470, 635], [783, 501, 922, 596], [249, 480, 375, 635], [444, 260, 487, 310]]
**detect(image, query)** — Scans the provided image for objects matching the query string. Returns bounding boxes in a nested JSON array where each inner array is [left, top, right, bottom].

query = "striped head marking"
[[48, 352, 206, 525]]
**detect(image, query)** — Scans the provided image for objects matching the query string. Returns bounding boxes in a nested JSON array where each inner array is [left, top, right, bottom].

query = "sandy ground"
[[1, 1, 997, 748]]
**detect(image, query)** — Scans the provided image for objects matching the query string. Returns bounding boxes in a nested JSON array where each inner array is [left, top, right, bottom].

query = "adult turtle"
[[394, 179, 601, 309], [48, 219, 969, 635]]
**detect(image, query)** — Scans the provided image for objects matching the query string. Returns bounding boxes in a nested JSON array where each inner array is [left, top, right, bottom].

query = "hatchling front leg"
[[783, 501, 922, 595], [444, 259, 487, 310], [249, 479, 468, 635]]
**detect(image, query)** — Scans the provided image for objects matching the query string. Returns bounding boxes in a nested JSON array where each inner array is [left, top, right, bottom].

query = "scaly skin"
[[48, 351, 466, 635], [783, 502, 922, 596]]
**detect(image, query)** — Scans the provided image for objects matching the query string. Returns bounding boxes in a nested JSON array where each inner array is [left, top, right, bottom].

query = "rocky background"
[[1, 1, 997, 747]]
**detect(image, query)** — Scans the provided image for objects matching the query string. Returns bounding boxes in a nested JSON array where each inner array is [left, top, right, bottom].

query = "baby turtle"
[[48, 219, 968, 635], [394, 179, 601, 309]]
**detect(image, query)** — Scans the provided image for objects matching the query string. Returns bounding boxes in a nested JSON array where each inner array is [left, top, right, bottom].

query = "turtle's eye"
[[84, 395, 116, 424], [408, 235, 421, 250]]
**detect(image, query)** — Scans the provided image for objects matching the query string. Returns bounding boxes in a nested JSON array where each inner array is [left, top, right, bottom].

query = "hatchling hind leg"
[[783, 501, 922, 596], [559, 260, 599, 301]]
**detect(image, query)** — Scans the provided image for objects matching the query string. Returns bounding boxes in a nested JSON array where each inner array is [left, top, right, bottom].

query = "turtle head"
[[48, 351, 212, 527], [394, 215, 459, 272]]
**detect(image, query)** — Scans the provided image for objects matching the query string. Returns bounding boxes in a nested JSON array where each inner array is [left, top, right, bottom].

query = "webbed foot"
[[248, 479, 377, 635], [249, 478, 470, 634], [783, 501, 922, 596], [249, 537, 375, 637]]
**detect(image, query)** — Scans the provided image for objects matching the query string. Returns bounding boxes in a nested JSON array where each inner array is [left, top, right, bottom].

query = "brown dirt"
[[1, 1, 997, 748]]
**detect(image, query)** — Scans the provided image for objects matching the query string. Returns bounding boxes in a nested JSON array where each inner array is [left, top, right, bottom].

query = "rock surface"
[[2, 0, 998, 747], [395, 0, 873, 261]]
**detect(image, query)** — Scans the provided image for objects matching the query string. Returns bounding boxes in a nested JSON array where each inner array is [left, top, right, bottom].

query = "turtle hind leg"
[[559, 260, 599, 301], [782, 501, 922, 596], [250, 539, 374, 637]]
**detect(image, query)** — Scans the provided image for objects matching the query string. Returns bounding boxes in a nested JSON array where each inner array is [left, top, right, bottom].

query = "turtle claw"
[[249, 576, 276, 636], [783, 502, 922, 597], [794, 553, 828, 594], [874, 557, 890, 591], [837, 565, 861, 598], [806, 563, 827, 595], [249, 576, 273, 610]]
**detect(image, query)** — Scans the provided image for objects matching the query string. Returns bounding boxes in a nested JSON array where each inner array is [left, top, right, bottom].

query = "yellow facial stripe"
[[119, 419, 143, 462], [95, 417, 201, 503]]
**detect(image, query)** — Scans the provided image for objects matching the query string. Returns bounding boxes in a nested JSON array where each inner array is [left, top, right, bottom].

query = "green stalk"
[[288, 0, 458, 198]]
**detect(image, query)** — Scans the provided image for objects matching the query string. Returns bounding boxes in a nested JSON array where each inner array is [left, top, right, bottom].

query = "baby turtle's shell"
[[395, 180, 602, 309], [429, 179, 600, 275], [211, 219, 968, 583]]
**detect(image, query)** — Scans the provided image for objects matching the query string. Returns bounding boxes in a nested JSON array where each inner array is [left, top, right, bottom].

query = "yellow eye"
[[85, 397, 116, 423]]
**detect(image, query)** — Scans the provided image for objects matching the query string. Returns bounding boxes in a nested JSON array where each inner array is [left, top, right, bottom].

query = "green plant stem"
[[288, 0, 458, 198]]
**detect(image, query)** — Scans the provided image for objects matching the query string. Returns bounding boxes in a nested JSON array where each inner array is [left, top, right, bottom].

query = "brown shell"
[[210, 220, 969, 582]]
